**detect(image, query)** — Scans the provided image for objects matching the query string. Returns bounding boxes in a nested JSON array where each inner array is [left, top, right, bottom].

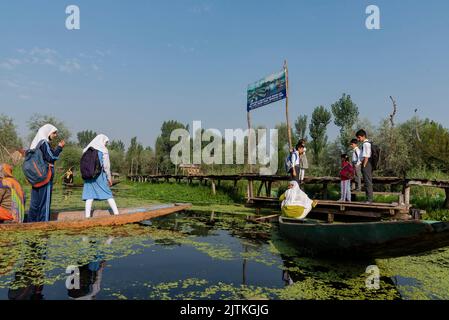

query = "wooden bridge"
[[128, 174, 449, 212]]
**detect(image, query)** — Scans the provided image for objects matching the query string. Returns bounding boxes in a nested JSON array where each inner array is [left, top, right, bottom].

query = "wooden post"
[[404, 185, 411, 207], [267, 181, 272, 197], [211, 179, 216, 195], [323, 182, 329, 200], [444, 188, 449, 209], [327, 213, 335, 224], [284, 60, 293, 150]]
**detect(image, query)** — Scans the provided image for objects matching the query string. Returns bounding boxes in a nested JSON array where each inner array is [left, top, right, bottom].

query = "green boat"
[[279, 217, 449, 259]]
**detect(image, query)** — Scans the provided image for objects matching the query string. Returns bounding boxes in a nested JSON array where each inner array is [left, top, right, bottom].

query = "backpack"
[[340, 163, 355, 180], [22, 142, 53, 188], [80, 148, 102, 180], [284, 151, 297, 173], [368, 142, 381, 171]]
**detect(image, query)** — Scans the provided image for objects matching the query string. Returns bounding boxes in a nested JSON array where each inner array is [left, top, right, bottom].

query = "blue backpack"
[[22, 142, 52, 188], [284, 151, 297, 173]]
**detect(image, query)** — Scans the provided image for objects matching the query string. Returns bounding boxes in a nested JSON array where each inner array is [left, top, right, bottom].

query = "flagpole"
[[284, 60, 293, 151], [247, 109, 254, 201]]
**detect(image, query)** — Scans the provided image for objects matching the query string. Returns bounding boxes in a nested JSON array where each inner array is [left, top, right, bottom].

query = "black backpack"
[[80, 148, 102, 180], [368, 142, 381, 170]]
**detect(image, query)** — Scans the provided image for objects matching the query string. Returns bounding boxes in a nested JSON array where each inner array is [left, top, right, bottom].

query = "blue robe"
[[27, 142, 62, 223], [82, 151, 113, 201]]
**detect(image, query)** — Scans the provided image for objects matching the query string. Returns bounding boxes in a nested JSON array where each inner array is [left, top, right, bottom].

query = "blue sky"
[[1, 0, 448, 147]]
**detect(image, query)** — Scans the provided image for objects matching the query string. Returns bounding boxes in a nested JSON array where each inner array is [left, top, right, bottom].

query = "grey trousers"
[[362, 162, 374, 202], [353, 164, 362, 191], [290, 165, 302, 185]]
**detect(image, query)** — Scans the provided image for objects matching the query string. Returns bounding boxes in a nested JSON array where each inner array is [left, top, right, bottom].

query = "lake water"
[[1, 211, 448, 300]]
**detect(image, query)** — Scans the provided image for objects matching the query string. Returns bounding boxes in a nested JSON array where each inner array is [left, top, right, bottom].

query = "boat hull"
[[279, 217, 449, 259], [0, 203, 191, 232]]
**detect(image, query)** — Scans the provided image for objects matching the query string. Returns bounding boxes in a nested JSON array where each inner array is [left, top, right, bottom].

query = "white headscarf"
[[30, 124, 58, 150], [83, 134, 109, 154], [282, 181, 313, 209]]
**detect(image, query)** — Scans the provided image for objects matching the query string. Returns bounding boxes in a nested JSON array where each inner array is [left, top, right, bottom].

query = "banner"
[[247, 70, 287, 112]]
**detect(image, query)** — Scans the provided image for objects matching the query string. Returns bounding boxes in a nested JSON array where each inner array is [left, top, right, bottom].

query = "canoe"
[[0, 203, 191, 232], [279, 217, 449, 259]]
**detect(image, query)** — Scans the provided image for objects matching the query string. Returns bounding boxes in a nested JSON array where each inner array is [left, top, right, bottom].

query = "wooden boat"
[[279, 216, 449, 259], [0, 203, 191, 232]]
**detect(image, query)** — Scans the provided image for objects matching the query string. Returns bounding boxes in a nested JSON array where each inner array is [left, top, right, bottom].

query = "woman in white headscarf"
[[82, 134, 119, 218], [279, 181, 317, 220], [27, 124, 65, 222]]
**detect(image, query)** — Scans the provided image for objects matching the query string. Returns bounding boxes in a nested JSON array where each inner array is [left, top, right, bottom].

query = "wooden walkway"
[[128, 174, 449, 209]]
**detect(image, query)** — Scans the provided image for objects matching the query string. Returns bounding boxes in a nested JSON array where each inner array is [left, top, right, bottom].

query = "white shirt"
[[360, 139, 372, 161], [352, 147, 362, 165]]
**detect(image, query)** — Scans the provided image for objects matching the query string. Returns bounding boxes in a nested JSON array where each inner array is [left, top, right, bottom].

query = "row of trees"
[[1, 96, 449, 178]]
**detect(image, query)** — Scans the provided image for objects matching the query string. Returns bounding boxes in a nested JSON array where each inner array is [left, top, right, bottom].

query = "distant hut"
[[112, 172, 121, 180], [179, 164, 201, 176]]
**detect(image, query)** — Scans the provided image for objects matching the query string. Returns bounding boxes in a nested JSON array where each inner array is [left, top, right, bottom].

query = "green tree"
[[77, 130, 97, 148], [331, 94, 359, 151], [309, 106, 332, 164], [27, 114, 71, 146], [294, 115, 308, 142], [155, 120, 189, 174], [0, 115, 22, 149], [109, 140, 126, 153], [0, 114, 23, 163], [126, 137, 144, 175], [59, 145, 83, 171]]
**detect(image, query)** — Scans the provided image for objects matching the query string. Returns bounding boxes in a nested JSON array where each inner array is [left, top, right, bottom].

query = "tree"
[[77, 130, 97, 148], [109, 140, 125, 153], [309, 106, 332, 164], [27, 114, 72, 146], [0, 114, 22, 150], [0, 114, 22, 163], [126, 137, 144, 175], [331, 94, 359, 151], [155, 120, 189, 174], [59, 145, 83, 171], [294, 115, 308, 142]]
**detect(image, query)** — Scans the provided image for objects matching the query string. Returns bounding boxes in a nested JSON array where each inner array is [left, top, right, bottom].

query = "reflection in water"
[[8, 239, 48, 300], [67, 260, 106, 300], [67, 236, 112, 300]]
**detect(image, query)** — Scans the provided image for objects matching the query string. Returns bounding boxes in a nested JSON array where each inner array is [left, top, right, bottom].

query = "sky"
[[0, 0, 448, 148]]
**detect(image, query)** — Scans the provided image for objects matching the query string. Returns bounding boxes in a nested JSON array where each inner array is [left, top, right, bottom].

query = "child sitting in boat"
[[0, 164, 25, 224], [279, 181, 317, 220], [339, 154, 355, 202]]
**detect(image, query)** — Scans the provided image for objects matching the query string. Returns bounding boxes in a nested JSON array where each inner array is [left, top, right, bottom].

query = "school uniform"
[[340, 161, 354, 202], [360, 139, 373, 202], [82, 134, 119, 218], [289, 151, 301, 185], [352, 147, 362, 192], [27, 142, 62, 222], [82, 151, 113, 201]]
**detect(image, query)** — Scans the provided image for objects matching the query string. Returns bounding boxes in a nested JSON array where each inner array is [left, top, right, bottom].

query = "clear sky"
[[1, 0, 448, 147]]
